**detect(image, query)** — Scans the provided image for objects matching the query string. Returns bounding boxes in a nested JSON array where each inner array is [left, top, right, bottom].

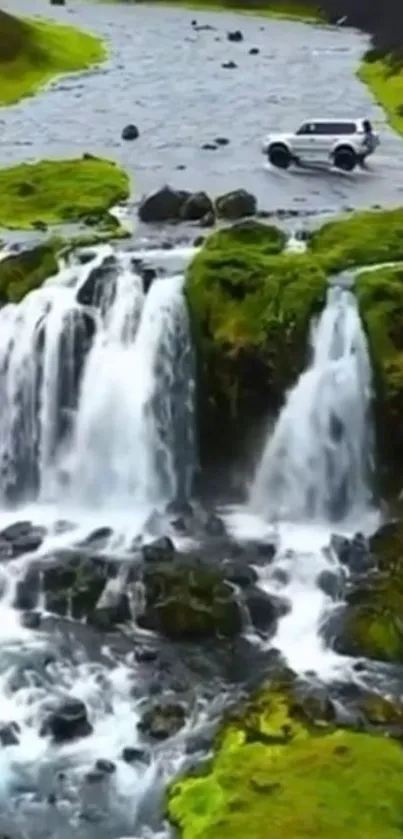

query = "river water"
[[2, 0, 403, 216]]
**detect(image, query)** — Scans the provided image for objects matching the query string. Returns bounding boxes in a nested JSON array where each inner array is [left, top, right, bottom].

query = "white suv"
[[262, 118, 380, 172]]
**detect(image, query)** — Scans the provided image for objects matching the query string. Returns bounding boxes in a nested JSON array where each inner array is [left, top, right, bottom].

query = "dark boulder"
[[222, 559, 258, 589], [14, 569, 41, 611], [316, 567, 345, 600], [204, 512, 227, 539], [41, 553, 108, 619], [41, 698, 93, 742], [330, 532, 372, 574], [137, 556, 242, 640], [215, 137, 230, 146], [244, 586, 287, 633], [221, 61, 237, 69], [122, 746, 149, 763], [138, 186, 190, 223], [122, 124, 140, 141], [215, 189, 257, 220], [180, 191, 214, 222], [88, 588, 131, 629], [138, 701, 186, 740], [227, 30, 243, 42], [0, 521, 46, 556], [249, 47, 260, 54]]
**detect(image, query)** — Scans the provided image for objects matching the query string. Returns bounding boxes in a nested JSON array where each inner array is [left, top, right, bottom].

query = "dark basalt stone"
[[41, 698, 93, 743]]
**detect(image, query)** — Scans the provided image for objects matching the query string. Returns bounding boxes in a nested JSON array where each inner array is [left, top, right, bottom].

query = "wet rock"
[[180, 191, 214, 222], [138, 186, 190, 223], [42, 554, 107, 619], [78, 526, 113, 550], [330, 531, 372, 574], [137, 556, 242, 640], [249, 47, 260, 54], [222, 560, 258, 589], [50, 0, 65, 5], [0, 721, 20, 746], [94, 758, 116, 775], [135, 647, 158, 663], [200, 210, 215, 227], [0, 521, 45, 556], [122, 746, 149, 763], [88, 589, 131, 629], [76, 255, 118, 307], [215, 137, 230, 146], [289, 685, 337, 726], [270, 567, 289, 586], [20, 610, 41, 630], [141, 266, 157, 294], [194, 235, 205, 247], [316, 568, 345, 600], [0, 539, 13, 561], [227, 29, 243, 42], [121, 124, 139, 141], [221, 61, 237, 69], [204, 512, 227, 538], [201, 142, 217, 150], [41, 698, 93, 742], [138, 701, 185, 740], [185, 732, 213, 755], [244, 586, 285, 633], [215, 189, 257, 220], [142, 536, 175, 563], [13, 569, 41, 611]]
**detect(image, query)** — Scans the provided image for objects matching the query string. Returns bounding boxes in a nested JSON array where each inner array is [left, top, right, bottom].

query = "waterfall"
[[250, 285, 374, 523], [0, 248, 196, 511]]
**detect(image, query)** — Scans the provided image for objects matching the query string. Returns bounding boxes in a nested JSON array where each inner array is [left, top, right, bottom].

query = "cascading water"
[[0, 247, 196, 513], [225, 283, 378, 678], [250, 285, 374, 524]]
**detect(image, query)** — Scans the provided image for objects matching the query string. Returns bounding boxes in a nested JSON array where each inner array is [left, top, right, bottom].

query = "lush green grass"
[[147, 0, 323, 22], [0, 157, 130, 230], [0, 9, 106, 107], [359, 58, 403, 138], [309, 207, 403, 273], [168, 678, 403, 839]]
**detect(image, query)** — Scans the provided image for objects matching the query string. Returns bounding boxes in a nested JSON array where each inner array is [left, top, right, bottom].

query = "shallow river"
[[2, 0, 403, 215]]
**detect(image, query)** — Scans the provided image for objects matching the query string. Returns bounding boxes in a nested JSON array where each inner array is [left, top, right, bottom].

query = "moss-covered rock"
[[336, 519, 403, 663], [186, 224, 326, 463], [0, 243, 59, 304], [167, 678, 403, 839], [356, 263, 403, 482], [0, 157, 129, 230], [309, 207, 403, 273], [0, 9, 105, 107], [137, 557, 243, 640]]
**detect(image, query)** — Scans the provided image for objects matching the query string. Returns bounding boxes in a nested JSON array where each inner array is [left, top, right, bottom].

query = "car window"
[[296, 123, 314, 135]]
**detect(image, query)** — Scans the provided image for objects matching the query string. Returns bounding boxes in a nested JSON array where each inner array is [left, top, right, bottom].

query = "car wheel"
[[268, 144, 291, 169], [333, 146, 357, 172]]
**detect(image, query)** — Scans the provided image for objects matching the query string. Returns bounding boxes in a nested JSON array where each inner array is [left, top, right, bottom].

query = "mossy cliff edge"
[[167, 673, 403, 839], [185, 208, 403, 471]]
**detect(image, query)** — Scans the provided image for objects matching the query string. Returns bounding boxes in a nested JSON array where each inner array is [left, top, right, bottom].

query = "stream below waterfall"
[[0, 239, 398, 838]]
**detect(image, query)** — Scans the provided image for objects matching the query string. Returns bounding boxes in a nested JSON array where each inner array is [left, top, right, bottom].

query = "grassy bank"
[[358, 58, 403, 137], [0, 157, 130, 230], [0, 9, 106, 107]]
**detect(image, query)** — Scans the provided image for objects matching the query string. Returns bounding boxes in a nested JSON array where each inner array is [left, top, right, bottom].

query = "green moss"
[[167, 681, 403, 839], [204, 220, 286, 256], [186, 225, 326, 462], [0, 9, 106, 107], [338, 519, 403, 663], [309, 207, 403, 274], [355, 264, 403, 481], [358, 58, 403, 138], [0, 243, 59, 304], [0, 157, 130, 230]]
